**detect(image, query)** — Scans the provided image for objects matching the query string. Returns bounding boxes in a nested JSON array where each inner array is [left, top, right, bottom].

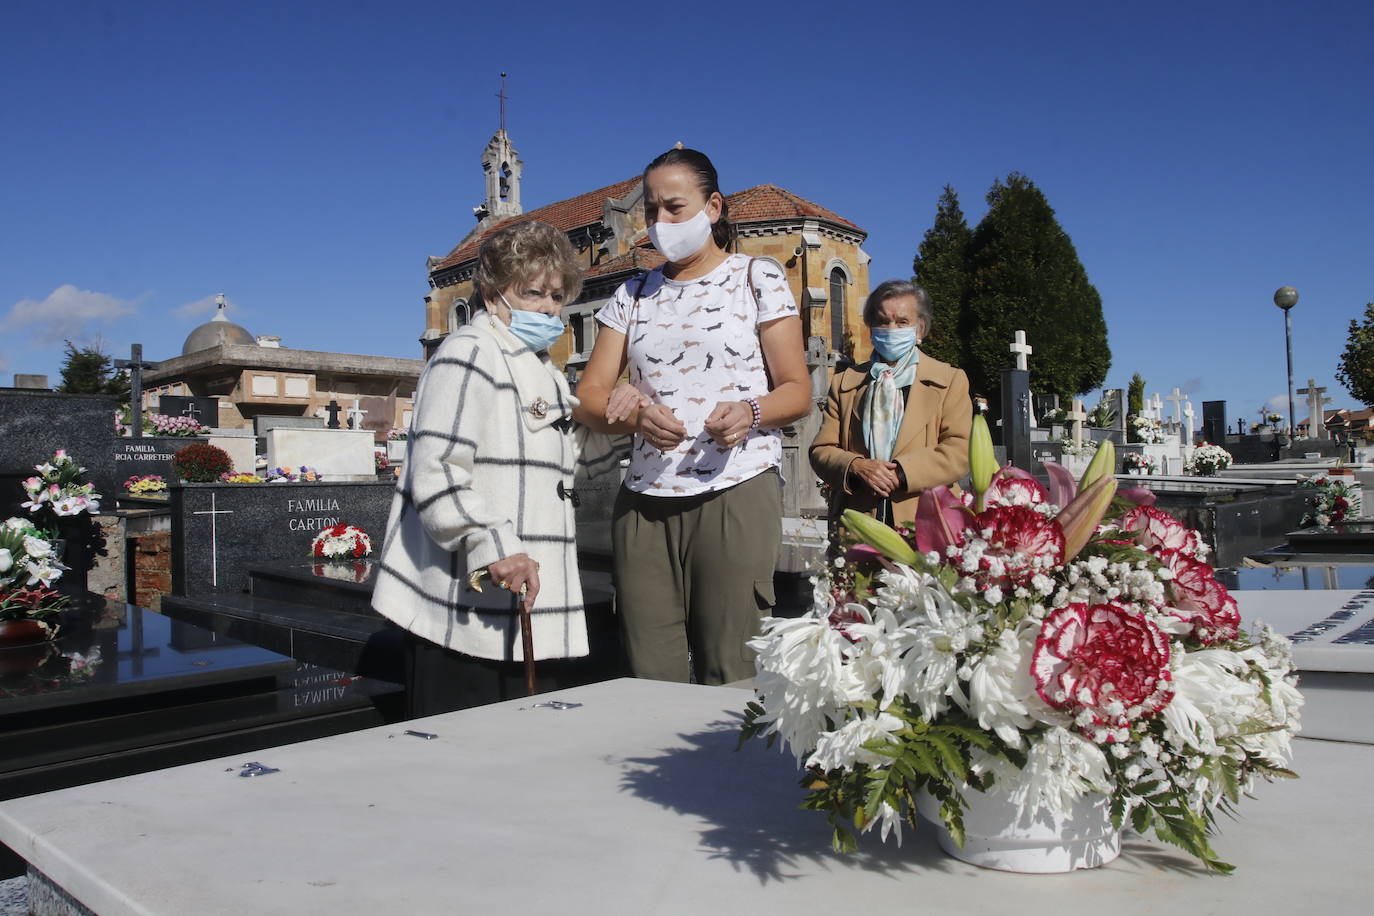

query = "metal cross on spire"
[[497, 72, 508, 132]]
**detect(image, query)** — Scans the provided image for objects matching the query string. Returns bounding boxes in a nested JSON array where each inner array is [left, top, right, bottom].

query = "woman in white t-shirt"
[[575, 148, 810, 685]]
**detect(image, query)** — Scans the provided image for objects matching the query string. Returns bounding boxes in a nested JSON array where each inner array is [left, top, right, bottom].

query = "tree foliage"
[[961, 173, 1110, 402], [57, 341, 130, 400], [912, 186, 972, 368], [911, 174, 1111, 412], [1128, 373, 1146, 416], [1336, 303, 1374, 406]]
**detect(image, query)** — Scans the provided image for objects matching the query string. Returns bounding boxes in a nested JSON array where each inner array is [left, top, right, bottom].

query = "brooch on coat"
[[527, 397, 549, 419]]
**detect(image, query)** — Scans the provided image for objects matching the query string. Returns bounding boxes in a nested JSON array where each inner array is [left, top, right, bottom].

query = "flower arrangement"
[[375, 452, 390, 472], [266, 466, 323, 482], [0, 518, 68, 631], [1186, 443, 1232, 477], [1265, 412, 1284, 426], [1122, 452, 1158, 475], [1299, 474, 1359, 527], [1057, 437, 1098, 459], [123, 474, 167, 497], [742, 419, 1301, 873], [170, 443, 233, 482], [387, 428, 409, 441], [1129, 416, 1164, 444], [1086, 400, 1117, 429], [311, 524, 372, 560], [218, 473, 264, 484], [144, 413, 210, 437], [21, 451, 102, 519]]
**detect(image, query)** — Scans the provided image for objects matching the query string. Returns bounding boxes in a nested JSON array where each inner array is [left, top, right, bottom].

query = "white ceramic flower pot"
[[916, 788, 1121, 874], [386, 440, 408, 462]]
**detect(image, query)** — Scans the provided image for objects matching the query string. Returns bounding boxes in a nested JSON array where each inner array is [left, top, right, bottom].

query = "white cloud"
[[1264, 394, 1291, 414], [173, 294, 242, 321], [1, 285, 137, 345]]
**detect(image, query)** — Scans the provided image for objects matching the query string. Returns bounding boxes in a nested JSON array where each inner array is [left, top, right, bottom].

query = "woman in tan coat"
[[810, 280, 972, 527]]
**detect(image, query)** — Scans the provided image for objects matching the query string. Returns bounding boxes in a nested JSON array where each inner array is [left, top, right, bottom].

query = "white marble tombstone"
[[266, 427, 375, 479]]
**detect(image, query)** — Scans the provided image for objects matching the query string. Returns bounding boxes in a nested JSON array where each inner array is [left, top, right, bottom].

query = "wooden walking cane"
[[517, 588, 536, 696]]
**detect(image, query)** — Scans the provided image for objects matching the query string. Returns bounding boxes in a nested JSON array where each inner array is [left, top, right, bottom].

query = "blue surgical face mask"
[[870, 327, 918, 363], [501, 295, 565, 352]]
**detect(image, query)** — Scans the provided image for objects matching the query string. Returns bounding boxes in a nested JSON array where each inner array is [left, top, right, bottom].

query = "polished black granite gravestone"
[[1284, 521, 1374, 554], [170, 480, 396, 596], [154, 395, 218, 426], [0, 390, 120, 504], [160, 561, 627, 703], [0, 599, 403, 877], [1149, 479, 1308, 567], [112, 435, 207, 482]]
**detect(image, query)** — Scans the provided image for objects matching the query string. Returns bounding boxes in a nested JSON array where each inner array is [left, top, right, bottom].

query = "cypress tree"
[[57, 341, 131, 399], [962, 173, 1111, 405], [912, 185, 971, 368]]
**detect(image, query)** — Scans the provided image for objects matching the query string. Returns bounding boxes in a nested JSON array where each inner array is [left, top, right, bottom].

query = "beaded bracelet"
[[744, 397, 762, 430]]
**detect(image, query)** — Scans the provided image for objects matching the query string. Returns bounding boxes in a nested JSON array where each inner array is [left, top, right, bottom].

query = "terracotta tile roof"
[[430, 180, 863, 277], [431, 175, 642, 273], [584, 245, 665, 281], [727, 184, 863, 232]]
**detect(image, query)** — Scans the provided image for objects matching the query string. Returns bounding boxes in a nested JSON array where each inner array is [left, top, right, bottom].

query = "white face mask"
[[647, 207, 713, 262]]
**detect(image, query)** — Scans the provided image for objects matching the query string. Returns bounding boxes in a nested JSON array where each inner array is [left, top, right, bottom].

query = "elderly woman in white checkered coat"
[[372, 221, 636, 715]]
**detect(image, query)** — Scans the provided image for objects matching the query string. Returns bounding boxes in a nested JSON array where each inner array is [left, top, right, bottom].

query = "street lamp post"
[[1274, 286, 1300, 437]]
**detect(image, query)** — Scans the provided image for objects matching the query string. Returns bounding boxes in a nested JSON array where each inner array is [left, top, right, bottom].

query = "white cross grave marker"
[[1067, 398, 1087, 450], [346, 399, 368, 430], [1166, 388, 1186, 433], [1297, 379, 1333, 440], [1183, 400, 1196, 439], [1149, 393, 1164, 423], [191, 492, 234, 588], [1010, 330, 1033, 371]]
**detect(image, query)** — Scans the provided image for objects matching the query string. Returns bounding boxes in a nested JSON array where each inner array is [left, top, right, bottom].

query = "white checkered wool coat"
[[372, 312, 623, 662]]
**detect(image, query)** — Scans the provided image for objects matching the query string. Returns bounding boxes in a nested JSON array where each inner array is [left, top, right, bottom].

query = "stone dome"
[[182, 298, 255, 355]]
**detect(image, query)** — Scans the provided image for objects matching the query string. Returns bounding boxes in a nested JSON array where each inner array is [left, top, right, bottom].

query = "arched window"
[[829, 268, 847, 355], [449, 298, 470, 332]]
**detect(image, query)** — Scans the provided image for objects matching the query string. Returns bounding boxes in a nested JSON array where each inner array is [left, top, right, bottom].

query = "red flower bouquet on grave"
[[310, 524, 372, 561], [743, 417, 1302, 873]]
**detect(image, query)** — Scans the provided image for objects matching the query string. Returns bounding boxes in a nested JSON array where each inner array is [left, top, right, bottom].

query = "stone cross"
[[1009, 330, 1033, 371], [113, 343, 156, 439], [325, 400, 343, 430], [1067, 398, 1087, 450], [345, 399, 368, 430], [1183, 400, 1196, 440], [1297, 379, 1332, 440], [1148, 393, 1164, 422], [1166, 388, 1186, 431]]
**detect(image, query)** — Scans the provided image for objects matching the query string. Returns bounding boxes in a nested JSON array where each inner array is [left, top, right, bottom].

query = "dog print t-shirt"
[[596, 253, 799, 497]]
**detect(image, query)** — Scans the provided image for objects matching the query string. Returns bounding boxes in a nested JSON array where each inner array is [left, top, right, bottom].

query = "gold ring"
[[498, 581, 509, 590]]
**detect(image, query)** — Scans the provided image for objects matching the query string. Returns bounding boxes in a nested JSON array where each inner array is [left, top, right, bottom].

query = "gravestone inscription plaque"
[[171, 480, 395, 595]]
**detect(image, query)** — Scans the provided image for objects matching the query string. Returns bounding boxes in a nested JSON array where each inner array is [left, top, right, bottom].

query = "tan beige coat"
[[809, 353, 973, 526]]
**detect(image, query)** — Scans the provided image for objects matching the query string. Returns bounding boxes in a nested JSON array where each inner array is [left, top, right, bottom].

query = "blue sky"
[[3, 1, 1371, 433]]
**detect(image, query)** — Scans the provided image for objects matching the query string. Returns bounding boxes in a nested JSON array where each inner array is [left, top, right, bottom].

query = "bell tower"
[[475, 72, 523, 224]]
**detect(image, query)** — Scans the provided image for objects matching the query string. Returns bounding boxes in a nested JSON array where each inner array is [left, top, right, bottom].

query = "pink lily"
[[913, 485, 973, 556]]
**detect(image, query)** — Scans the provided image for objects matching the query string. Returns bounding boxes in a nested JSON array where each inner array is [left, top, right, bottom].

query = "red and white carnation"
[[1153, 548, 1240, 643], [964, 505, 1065, 588], [1032, 601, 1173, 739], [1119, 505, 1208, 560]]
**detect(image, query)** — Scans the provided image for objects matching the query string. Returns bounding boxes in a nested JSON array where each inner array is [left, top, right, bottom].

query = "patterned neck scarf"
[[862, 347, 921, 462]]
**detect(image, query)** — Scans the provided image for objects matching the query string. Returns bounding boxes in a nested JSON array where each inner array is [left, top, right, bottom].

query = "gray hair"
[[862, 280, 933, 336]]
